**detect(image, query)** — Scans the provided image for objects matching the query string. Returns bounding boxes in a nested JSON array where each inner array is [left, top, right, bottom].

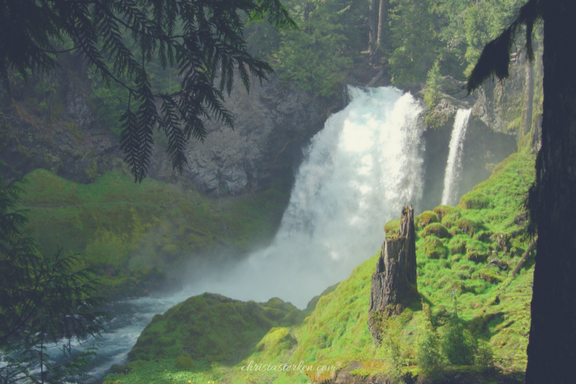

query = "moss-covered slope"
[[104, 151, 535, 384], [19, 168, 290, 298]]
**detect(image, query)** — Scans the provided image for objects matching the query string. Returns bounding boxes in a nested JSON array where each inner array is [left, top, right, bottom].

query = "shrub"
[[478, 268, 503, 284], [433, 205, 460, 222], [465, 240, 489, 263], [455, 217, 484, 237], [422, 223, 451, 239], [441, 316, 476, 365], [458, 190, 492, 210], [415, 211, 439, 229], [174, 354, 195, 370], [448, 235, 469, 255], [424, 236, 448, 259]]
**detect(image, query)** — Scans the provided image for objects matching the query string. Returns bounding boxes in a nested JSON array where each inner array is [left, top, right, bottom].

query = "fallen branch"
[[512, 236, 538, 277]]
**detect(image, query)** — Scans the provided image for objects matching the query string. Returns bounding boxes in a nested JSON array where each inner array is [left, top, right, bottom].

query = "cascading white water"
[[186, 86, 425, 308], [70, 86, 426, 382], [441, 109, 472, 206]]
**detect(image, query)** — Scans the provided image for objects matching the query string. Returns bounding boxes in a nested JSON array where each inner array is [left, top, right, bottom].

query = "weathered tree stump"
[[368, 205, 420, 344]]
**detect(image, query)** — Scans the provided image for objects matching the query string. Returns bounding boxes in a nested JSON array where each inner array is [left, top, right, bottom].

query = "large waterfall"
[[441, 109, 472, 206], [80, 86, 426, 381], [187, 86, 425, 308]]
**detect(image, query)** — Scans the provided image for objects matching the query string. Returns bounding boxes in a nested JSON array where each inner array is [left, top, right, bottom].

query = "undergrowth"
[[19, 169, 290, 298], [104, 151, 536, 383]]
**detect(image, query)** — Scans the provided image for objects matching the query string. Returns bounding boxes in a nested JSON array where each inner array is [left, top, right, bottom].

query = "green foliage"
[[388, 0, 443, 85], [0, 175, 107, 383], [424, 236, 448, 259], [440, 300, 476, 366], [424, 61, 442, 108], [384, 218, 401, 239], [459, 190, 492, 210], [416, 305, 443, 375], [274, 7, 352, 98], [415, 210, 439, 229], [422, 223, 451, 239], [105, 152, 537, 383], [126, 294, 303, 366], [0, 0, 297, 181], [90, 76, 128, 137], [19, 169, 291, 298]]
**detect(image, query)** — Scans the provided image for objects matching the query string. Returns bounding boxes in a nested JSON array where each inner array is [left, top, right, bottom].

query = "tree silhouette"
[[467, 1, 576, 382]]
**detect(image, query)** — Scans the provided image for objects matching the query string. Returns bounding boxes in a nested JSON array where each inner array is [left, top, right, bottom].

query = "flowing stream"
[[441, 108, 472, 206], [74, 86, 425, 382]]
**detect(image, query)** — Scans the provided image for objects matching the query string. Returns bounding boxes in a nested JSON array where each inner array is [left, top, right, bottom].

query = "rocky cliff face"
[[149, 73, 338, 196], [0, 56, 338, 195], [0, 56, 122, 183]]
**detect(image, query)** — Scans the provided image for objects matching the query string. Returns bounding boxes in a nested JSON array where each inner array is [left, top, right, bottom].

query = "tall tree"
[[467, 1, 576, 382], [376, 0, 387, 48], [0, 0, 296, 182]]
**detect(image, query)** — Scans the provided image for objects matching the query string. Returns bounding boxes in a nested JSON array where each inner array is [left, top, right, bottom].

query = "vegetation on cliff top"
[[103, 150, 535, 384], [19, 168, 291, 298]]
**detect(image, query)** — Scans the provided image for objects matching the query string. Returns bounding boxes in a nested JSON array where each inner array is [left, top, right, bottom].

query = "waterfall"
[[441, 109, 472, 206], [69, 86, 426, 382], [188, 86, 425, 308]]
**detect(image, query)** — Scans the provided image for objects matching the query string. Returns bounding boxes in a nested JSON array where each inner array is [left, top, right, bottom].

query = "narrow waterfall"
[[441, 109, 472, 206], [190, 86, 425, 308]]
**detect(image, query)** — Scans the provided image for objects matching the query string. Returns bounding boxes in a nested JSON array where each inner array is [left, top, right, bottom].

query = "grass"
[[103, 150, 536, 383], [18, 168, 291, 298]]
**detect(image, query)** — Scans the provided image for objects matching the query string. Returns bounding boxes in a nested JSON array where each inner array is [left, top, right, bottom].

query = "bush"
[[424, 236, 448, 259], [441, 315, 476, 366], [458, 190, 492, 210], [415, 211, 439, 229], [422, 223, 451, 239], [448, 235, 468, 255], [465, 239, 490, 263], [433, 205, 460, 222], [455, 217, 485, 237], [174, 354, 195, 370], [416, 306, 443, 375]]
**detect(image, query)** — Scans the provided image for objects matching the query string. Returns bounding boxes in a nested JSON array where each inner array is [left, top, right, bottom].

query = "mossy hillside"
[[104, 151, 536, 383], [104, 294, 305, 384], [127, 294, 303, 365], [19, 169, 290, 297]]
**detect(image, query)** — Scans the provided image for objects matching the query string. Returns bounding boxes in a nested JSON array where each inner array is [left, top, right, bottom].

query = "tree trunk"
[[369, 0, 377, 66], [525, 1, 576, 383], [523, 56, 534, 139], [376, 0, 386, 48], [368, 206, 419, 344]]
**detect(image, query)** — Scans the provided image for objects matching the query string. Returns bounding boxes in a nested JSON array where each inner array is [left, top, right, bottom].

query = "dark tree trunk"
[[523, 56, 534, 139], [369, 0, 377, 66], [525, 1, 576, 383], [376, 0, 386, 48]]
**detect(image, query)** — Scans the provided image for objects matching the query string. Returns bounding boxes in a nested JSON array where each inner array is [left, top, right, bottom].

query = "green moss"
[[458, 191, 492, 210], [19, 169, 291, 298], [421, 223, 451, 239], [448, 235, 469, 255], [454, 217, 485, 237], [384, 218, 401, 239], [424, 236, 448, 259], [433, 205, 460, 222], [478, 268, 503, 284], [465, 240, 490, 263], [415, 211, 440, 229], [105, 152, 538, 383]]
